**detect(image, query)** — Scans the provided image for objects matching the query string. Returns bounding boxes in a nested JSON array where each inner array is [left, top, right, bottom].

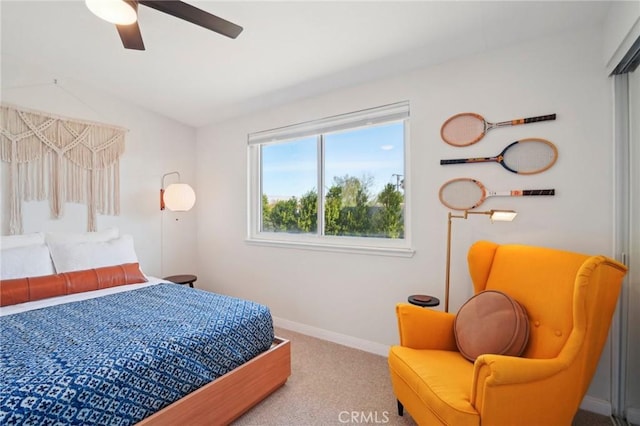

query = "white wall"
[[603, 0, 640, 74], [196, 26, 618, 408], [0, 56, 198, 278]]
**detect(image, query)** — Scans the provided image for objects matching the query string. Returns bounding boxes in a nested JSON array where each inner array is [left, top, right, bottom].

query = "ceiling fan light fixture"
[[86, 0, 138, 25]]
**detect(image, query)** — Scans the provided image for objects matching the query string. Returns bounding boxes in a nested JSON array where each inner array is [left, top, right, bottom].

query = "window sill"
[[245, 237, 415, 258]]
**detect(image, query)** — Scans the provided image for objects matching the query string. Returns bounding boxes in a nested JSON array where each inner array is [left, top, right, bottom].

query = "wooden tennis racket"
[[439, 178, 555, 210], [440, 138, 558, 175], [441, 113, 556, 146]]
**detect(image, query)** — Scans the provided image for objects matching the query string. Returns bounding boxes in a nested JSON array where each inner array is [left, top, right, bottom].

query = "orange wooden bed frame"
[[138, 337, 291, 426]]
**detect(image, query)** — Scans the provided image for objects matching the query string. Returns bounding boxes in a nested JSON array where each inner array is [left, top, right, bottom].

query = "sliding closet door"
[[624, 67, 640, 425]]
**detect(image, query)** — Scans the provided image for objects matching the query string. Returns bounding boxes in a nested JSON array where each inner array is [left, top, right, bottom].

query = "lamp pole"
[[445, 210, 515, 312], [445, 212, 462, 313]]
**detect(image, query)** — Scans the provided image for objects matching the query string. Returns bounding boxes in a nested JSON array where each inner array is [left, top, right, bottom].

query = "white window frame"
[[247, 101, 413, 257]]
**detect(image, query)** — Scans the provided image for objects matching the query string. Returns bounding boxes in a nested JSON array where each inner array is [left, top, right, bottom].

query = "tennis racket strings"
[[500, 139, 556, 174], [441, 114, 486, 146], [439, 179, 486, 210]]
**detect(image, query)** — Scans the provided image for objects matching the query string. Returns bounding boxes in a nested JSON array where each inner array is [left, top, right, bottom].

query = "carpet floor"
[[232, 328, 615, 426]]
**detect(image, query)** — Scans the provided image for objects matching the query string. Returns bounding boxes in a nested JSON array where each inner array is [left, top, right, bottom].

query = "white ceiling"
[[1, 1, 612, 128]]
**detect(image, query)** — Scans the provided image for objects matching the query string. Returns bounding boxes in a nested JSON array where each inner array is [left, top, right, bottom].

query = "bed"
[[0, 231, 291, 425]]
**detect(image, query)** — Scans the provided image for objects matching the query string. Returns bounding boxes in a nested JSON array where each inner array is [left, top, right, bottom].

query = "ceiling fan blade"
[[139, 1, 243, 39], [117, 21, 146, 50]]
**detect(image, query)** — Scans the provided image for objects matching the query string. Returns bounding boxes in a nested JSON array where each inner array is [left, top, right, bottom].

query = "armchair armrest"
[[471, 354, 577, 424], [395, 303, 457, 350]]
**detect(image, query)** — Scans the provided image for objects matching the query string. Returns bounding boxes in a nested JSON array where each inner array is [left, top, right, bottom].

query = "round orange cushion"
[[454, 290, 530, 362]]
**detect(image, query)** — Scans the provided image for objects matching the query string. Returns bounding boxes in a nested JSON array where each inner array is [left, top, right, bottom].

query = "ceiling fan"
[[85, 0, 243, 51]]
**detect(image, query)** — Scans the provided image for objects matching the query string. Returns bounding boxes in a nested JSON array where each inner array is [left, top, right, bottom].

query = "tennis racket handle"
[[514, 114, 556, 125], [440, 157, 495, 165], [520, 189, 555, 196]]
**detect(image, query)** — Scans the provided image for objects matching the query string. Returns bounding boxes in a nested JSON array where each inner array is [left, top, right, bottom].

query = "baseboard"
[[273, 316, 390, 357], [579, 395, 612, 417], [626, 407, 640, 425]]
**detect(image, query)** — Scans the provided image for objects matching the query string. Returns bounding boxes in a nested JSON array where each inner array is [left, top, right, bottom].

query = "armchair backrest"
[[467, 241, 627, 397]]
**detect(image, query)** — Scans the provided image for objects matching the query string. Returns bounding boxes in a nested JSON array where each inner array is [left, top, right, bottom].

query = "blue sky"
[[262, 122, 404, 200]]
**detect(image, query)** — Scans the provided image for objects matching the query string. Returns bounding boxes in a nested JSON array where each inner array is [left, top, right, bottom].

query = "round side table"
[[163, 274, 197, 288], [408, 294, 440, 308]]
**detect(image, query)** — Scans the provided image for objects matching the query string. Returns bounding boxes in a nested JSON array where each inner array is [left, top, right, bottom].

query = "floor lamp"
[[445, 209, 517, 312]]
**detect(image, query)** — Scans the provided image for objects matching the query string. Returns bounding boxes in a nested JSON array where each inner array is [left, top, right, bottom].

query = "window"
[[248, 101, 412, 256]]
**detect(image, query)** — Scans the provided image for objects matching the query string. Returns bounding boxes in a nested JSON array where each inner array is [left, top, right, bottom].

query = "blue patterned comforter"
[[0, 284, 274, 425]]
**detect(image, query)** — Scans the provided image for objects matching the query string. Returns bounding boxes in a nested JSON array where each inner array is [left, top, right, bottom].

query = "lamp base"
[[408, 294, 440, 308]]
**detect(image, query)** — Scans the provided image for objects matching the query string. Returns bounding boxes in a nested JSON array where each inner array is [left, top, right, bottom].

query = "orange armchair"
[[388, 241, 627, 426]]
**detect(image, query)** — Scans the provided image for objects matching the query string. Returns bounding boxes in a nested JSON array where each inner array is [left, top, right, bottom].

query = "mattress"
[[0, 282, 274, 425]]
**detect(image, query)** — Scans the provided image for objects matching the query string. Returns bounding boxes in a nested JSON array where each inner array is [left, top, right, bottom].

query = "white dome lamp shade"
[[160, 171, 196, 212], [85, 0, 138, 25], [163, 183, 196, 212]]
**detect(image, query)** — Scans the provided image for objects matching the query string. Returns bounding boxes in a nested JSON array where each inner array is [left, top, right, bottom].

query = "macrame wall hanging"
[[1, 104, 127, 234]]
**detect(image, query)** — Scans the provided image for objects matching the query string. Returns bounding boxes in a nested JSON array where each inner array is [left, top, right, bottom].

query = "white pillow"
[[0, 244, 55, 280], [0, 232, 45, 249], [45, 228, 119, 245], [49, 234, 138, 273]]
